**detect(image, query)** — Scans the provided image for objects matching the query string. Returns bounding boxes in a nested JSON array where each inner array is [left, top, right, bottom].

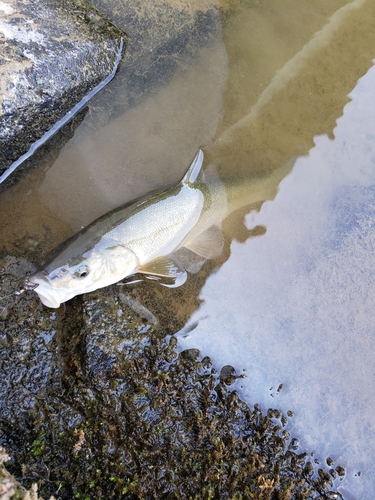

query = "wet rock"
[[0, 447, 54, 500], [0, 267, 345, 499], [0, 0, 124, 183], [336, 465, 346, 478], [0, 105, 88, 199], [219, 364, 239, 385], [0, 256, 60, 432], [89, 0, 220, 69]]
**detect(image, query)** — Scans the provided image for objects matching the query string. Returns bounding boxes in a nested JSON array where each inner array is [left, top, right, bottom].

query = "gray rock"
[[0, 0, 124, 181], [0, 256, 60, 430]]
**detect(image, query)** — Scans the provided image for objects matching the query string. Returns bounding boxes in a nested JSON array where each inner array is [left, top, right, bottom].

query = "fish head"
[[27, 242, 138, 308]]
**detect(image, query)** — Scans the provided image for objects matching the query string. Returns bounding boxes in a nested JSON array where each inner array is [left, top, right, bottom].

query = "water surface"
[[179, 64, 375, 499], [1, 0, 375, 498]]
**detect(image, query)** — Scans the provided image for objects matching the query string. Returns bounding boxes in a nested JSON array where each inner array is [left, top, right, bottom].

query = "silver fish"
[[26, 150, 292, 308]]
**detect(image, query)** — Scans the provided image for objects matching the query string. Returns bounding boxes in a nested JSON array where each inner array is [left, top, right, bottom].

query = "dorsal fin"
[[182, 149, 204, 184]]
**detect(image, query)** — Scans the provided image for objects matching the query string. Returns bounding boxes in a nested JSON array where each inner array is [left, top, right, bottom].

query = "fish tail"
[[227, 156, 297, 213], [268, 155, 296, 186]]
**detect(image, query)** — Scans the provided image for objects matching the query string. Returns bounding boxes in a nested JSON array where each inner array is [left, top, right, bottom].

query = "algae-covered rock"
[[0, 0, 124, 180], [0, 256, 345, 499]]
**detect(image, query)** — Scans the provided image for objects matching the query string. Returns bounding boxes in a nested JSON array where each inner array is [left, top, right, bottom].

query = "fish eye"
[[74, 265, 90, 279]]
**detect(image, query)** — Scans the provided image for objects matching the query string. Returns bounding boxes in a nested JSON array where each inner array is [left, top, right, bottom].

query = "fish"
[[25, 149, 292, 308]]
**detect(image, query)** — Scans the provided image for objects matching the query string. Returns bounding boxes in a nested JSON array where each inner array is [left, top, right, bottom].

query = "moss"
[[2, 330, 344, 499], [0, 258, 345, 499]]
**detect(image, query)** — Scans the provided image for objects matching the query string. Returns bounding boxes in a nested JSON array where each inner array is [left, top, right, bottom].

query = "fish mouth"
[[27, 277, 62, 308]]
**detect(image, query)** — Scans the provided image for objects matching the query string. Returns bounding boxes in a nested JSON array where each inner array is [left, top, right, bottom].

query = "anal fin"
[[138, 254, 187, 287]]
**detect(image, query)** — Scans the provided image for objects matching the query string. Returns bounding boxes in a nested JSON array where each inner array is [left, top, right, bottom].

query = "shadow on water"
[[1, 0, 375, 498]]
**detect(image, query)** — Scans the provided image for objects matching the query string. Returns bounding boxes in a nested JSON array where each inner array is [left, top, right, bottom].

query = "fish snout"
[[26, 274, 62, 308]]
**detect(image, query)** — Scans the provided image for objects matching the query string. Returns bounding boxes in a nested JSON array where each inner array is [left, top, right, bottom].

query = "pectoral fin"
[[138, 254, 187, 287], [184, 225, 224, 259]]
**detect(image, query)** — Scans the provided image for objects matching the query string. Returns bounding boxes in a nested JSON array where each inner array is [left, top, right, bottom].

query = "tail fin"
[[226, 156, 297, 213], [267, 155, 296, 187]]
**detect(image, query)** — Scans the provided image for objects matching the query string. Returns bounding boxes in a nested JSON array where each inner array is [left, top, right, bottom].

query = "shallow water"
[[1, 0, 375, 497], [179, 64, 375, 498]]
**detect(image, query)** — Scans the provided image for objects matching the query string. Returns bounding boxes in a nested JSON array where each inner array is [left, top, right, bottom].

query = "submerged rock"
[[0, 0, 124, 184], [86, 0, 223, 120], [0, 255, 345, 499]]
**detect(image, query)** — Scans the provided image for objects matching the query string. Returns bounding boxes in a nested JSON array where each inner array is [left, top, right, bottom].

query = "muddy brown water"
[[1, 0, 375, 498]]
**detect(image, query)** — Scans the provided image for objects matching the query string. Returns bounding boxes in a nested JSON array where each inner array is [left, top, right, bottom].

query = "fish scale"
[[108, 184, 204, 264]]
